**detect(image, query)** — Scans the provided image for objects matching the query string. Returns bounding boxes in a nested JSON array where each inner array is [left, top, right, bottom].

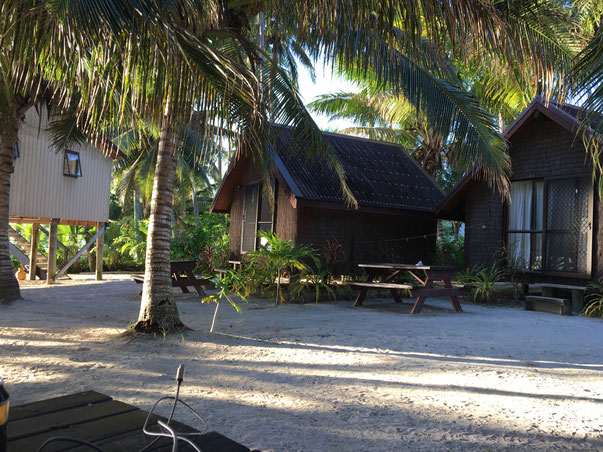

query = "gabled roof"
[[505, 96, 597, 141], [437, 96, 595, 220], [211, 126, 445, 214]]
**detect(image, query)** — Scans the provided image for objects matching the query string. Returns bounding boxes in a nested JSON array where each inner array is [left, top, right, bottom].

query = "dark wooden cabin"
[[438, 97, 602, 285], [211, 127, 445, 271]]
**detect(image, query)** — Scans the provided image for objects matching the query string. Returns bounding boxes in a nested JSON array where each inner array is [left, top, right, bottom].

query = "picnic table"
[[346, 263, 466, 314], [7, 391, 253, 451], [132, 260, 211, 296]]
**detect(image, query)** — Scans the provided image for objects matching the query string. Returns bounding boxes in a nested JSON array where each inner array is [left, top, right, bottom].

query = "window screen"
[[545, 178, 590, 274], [63, 150, 82, 177], [507, 176, 591, 275]]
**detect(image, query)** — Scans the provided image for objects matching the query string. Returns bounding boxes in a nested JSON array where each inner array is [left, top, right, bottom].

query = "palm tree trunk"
[[133, 108, 184, 333], [134, 189, 143, 260], [0, 100, 21, 303], [192, 187, 200, 226]]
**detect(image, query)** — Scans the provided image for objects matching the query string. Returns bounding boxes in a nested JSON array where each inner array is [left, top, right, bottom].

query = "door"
[[241, 182, 259, 252], [545, 177, 592, 275]]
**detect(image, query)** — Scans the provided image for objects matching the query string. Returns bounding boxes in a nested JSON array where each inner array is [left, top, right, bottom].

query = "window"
[[506, 176, 592, 276], [13, 142, 19, 159], [507, 180, 544, 270], [63, 150, 82, 177], [241, 180, 275, 252]]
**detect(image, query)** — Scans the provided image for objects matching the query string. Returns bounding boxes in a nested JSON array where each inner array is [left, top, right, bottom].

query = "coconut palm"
[[0, 0, 583, 325], [114, 124, 222, 234], [0, 1, 119, 303], [311, 1, 583, 178]]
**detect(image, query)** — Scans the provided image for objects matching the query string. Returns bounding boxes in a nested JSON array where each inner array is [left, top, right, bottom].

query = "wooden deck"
[[8, 391, 253, 451]]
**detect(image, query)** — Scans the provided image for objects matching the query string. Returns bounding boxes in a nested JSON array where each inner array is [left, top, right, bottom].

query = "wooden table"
[[132, 260, 211, 296], [349, 264, 466, 314], [8, 391, 253, 451]]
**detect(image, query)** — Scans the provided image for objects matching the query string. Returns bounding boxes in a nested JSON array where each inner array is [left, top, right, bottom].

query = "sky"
[[296, 60, 359, 132]]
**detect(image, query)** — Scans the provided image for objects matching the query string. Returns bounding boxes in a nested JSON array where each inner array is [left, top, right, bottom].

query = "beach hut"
[[211, 127, 445, 271], [8, 104, 123, 282], [438, 97, 601, 287]]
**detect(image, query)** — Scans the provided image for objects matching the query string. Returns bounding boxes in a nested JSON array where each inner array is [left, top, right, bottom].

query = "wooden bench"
[[344, 281, 468, 298], [8, 391, 253, 451], [526, 295, 572, 315], [344, 281, 413, 291], [131, 260, 213, 296], [540, 283, 586, 314], [351, 264, 465, 313], [214, 268, 229, 279]]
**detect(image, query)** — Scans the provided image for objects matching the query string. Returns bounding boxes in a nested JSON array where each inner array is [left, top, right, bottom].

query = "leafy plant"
[[456, 264, 506, 304], [202, 270, 246, 332], [289, 269, 336, 304], [10, 255, 21, 271], [248, 231, 320, 304], [171, 213, 229, 272], [583, 282, 603, 318], [322, 239, 346, 281], [497, 241, 527, 301], [436, 222, 464, 267]]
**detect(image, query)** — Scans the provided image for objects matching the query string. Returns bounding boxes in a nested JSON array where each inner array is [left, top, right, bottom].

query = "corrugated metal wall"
[[8, 105, 112, 223]]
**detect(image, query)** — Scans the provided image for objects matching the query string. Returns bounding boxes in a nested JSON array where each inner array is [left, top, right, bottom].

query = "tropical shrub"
[[104, 218, 145, 271], [289, 268, 336, 303], [436, 221, 464, 267], [321, 238, 347, 281], [436, 234, 464, 267], [583, 283, 603, 318], [456, 264, 506, 304], [11, 255, 21, 271], [202, 270, 247, 332], [246, 231, 320, 304], [171, 213, 229, 272]]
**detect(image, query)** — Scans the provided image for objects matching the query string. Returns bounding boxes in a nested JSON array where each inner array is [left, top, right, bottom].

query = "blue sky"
[[296, 61, 359, 132]]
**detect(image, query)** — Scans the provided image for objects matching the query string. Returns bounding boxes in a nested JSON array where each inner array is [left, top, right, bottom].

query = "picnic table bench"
[[345, 263, 467, 314], [214, 260, 245, 280], [132, 260, 212, 296], [526, 283, 586, 315], [7, 390, 253, 451]]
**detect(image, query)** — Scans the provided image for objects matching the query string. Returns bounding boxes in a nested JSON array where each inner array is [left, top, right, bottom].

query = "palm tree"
[[1, 0, 583, 326], [0, 1, 117, 303], [114, 124, 221, 237]]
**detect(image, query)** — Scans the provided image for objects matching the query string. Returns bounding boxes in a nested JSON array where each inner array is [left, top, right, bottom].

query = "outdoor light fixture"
[[481, 224, 487, 230]]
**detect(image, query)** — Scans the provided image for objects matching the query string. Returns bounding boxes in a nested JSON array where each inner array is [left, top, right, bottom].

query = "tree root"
[[122, 319, 192, 336]]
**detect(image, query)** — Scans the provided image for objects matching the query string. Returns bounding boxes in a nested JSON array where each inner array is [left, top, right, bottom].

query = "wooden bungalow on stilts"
[[211, 126, 445, 272], [8, 105, 123, 283]]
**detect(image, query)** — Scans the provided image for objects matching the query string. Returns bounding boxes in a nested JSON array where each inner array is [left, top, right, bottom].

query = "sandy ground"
[[1, 274, 602, 451]]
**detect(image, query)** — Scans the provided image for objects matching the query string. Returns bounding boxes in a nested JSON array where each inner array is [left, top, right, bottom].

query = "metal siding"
[[9, 105, 112, 223]]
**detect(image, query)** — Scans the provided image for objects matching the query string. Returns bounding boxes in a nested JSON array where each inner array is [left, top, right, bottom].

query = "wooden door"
[[241, 182, 259, 252]]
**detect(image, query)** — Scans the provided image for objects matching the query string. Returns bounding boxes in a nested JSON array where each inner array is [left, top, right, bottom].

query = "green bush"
[[11, 255, 21, 271], [584, 283, 603, 318], [171, 213, 230, 273], [231, 231, 338, 304], [436, 221, 464, 267], [456, 264, 506, 304]]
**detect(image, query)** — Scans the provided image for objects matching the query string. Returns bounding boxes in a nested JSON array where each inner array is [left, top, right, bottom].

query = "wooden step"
[[525, 296, 572, 316]]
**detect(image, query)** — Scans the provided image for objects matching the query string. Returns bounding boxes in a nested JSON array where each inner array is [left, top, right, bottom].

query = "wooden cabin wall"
[[9, 105, 113, 223], [463, 114, 603, 284], [296, 206, 436, 273], [228, 163, 296, 260], [463, 181, 504, 269]]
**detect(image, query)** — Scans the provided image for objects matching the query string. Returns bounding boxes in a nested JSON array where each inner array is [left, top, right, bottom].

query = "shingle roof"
[[437, 96, 599, 221], [272, 127, 444, 213]]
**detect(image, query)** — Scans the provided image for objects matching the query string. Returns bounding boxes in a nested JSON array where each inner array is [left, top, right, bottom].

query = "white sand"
[[1, 274, 602, 451]]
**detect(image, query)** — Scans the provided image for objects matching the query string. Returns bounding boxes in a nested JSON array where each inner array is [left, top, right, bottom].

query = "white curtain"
[[508, 181, 532, 269]]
